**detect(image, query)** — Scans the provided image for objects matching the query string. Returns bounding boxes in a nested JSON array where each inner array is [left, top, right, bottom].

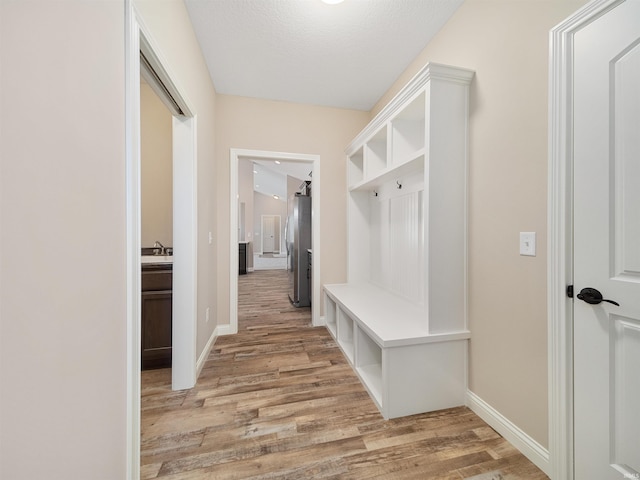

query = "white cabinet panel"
[[389, 191, 423, 303]]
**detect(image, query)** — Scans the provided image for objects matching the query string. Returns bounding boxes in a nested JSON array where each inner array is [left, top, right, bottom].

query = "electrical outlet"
[[205, 307, 210, 323], [520, 232, 536, 256], [208, 232, 213, 245]]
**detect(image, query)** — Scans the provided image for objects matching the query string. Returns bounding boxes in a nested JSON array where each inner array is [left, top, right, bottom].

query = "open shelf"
[[349, 152, 424, 192], [356, 329, 383, 405], [348, 147, 364, 187], [364, 127, 388, 179], [325, 294, 337, 338], [391, 91, 425, 166], [357, 364, 383, 408], [337, 308, 355, 362]]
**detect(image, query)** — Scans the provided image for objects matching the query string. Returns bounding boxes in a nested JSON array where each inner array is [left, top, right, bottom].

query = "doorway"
[[125, 10, 199, 479], [140, 74, 173, 371], [138, 34, 198, 391], [230, 149, 321, 334], [261, 215, 281, 254]]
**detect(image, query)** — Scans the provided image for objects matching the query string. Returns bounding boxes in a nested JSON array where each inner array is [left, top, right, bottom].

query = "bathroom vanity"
[[141, 255, 173, 370]]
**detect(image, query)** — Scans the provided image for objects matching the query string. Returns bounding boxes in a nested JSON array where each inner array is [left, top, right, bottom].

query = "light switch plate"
[[520, 232, 536, 256]]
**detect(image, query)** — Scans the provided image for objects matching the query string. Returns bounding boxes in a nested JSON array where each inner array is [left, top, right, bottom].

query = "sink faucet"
[[153, 241, 166, 255]]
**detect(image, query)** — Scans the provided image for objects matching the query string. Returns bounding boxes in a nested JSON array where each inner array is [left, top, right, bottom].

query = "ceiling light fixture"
[[273, 195, 279, 200], [274, 160, 281, 165], [321, 0, 344, 4]]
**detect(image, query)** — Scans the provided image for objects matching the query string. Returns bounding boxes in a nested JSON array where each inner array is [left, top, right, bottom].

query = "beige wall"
[[141, 83, 173, 247], [1, 1, 218, 476], [0, 1, 127, 478], [135, 0, 218, 356], [215, 95, 369, 324], [373, 0, 588, 447]]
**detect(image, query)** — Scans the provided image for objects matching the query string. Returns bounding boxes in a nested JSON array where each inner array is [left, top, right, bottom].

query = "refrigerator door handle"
[[284, 218, 290, 255]]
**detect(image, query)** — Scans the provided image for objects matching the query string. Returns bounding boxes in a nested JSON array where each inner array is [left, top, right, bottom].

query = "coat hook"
[[373, 190, 378, 197], [396, 180, 402, 189]]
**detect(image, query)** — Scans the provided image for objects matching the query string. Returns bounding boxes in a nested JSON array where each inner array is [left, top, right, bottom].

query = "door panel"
[[611, 315, 640, 473], [613, 39, 640, 280], [262, 215, 275, 253], [573, 1, 640, 477]]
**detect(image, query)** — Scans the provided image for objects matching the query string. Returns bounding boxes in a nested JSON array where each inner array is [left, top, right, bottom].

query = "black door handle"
[[577, 287, 620, 306]]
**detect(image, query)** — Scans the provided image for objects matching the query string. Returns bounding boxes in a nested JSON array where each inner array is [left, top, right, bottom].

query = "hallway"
[[140, 270, 547, 479]]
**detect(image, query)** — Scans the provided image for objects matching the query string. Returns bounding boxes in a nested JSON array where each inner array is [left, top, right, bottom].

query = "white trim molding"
[[547, 1, 624, 479], [196, 326, 219, 378], [124, 3, 141, 478], [229, 149, 322, 335], [466, 391, 550, 476], [171, 114, 199, 391]]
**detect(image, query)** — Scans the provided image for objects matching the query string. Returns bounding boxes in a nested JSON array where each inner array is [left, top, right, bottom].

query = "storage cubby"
[[325, 62, 474, 419], [348, 147, 364, 187], [391, 91, 425, 166], [325, 294, 337, 338], [364, 127, 388, 178], [337, 308, 355, 362], [356, 329, 382, 406]]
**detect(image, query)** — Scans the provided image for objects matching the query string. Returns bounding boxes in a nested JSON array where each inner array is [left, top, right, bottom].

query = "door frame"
[[548, 1, 623, 478], [125, 3, 199, 478], [261, 214, 281, 254], [230, 149, 321, 334]]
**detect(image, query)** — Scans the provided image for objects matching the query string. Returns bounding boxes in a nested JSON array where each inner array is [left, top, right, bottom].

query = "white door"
[[262, 215, 275, 253], [574, 1, 640, 478]]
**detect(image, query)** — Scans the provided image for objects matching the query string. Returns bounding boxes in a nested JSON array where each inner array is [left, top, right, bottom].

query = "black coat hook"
[[396, 181, 402, 189]]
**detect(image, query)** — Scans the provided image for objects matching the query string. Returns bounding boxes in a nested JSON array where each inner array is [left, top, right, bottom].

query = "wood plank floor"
[[141, 270, 548, 479]]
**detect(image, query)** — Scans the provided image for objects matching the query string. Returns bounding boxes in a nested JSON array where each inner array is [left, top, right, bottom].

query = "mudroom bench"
[[324, 283, 470, 419]]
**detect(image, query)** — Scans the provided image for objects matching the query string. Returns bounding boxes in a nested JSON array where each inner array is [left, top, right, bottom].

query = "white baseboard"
[[314, 315, 326, 327], [195, 326, 219, 379], [466, 390, 550, 476], [216, 323, 236, 336]]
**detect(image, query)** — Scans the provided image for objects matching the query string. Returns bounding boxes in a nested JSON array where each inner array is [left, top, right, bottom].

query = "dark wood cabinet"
[[239, 243, 247, 275], [141, 264, 172, 370]]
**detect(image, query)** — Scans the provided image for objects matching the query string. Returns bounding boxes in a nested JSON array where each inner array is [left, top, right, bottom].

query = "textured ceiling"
[[184, 0, 464, 111]]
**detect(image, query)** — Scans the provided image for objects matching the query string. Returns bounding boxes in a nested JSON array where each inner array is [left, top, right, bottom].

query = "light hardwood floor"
[[141, 270, 548, 479]]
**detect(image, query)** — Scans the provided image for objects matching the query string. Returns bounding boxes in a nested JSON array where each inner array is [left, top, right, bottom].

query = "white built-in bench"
[[324, 283, 470, 419], [331, 62, 474, 419]]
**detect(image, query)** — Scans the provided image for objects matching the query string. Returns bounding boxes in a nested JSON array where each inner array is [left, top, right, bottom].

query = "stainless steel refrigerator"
[[286, 193, 312, 307]]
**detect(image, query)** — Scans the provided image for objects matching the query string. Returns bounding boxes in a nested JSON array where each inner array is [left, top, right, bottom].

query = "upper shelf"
[[346, 63, 474, 191], [349, 151, 424, 192], [345, 63, 475, 158]]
